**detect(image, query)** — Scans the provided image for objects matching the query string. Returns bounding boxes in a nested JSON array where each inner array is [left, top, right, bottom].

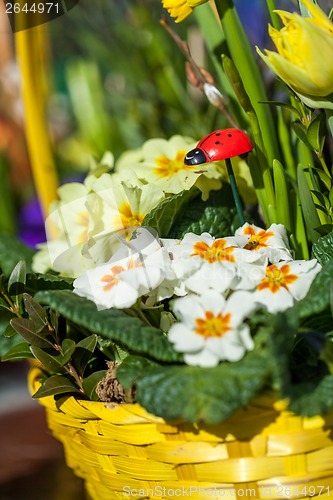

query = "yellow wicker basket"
[[28, 367, 333, 500]]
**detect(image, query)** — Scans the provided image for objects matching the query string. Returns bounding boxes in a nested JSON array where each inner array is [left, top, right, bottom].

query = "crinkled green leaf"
[[287, 375, 333, 417], [35, 290, 182, 362], [10, 317, 53, 348], [136, 350, 269, 424], [167, 186, 238, 239], [72, 334, 98, 376], [23, 293, 48, 331], [142, 187, 199, 237], [297, 261, 333, 318], [26, 273, 73, 292], [117, 355, 160, 390], [32, 374, 80, 398], [176, 206, 238, 239], [82, 370, 107, 400], [311, 231, 333, 265], [0, 234, 34, 276], [1, 342, 34, 361]]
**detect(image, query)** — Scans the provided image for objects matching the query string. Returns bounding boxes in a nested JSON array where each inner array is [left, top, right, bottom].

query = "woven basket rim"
[[28, 365, 297, 425]]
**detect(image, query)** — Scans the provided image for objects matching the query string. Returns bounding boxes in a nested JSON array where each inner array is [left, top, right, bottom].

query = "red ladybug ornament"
[[184, 128, 253, 165]]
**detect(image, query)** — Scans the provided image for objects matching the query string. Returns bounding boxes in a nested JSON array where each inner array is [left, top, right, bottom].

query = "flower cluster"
[[73, 224, 321, 367], [32, 136, 254, 277]]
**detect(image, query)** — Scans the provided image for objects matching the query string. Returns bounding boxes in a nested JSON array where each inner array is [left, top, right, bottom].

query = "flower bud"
[[257, 0, 333, 105]]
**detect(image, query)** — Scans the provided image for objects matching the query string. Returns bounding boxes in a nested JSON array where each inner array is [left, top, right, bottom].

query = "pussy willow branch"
[[160, 18, 239, 128]]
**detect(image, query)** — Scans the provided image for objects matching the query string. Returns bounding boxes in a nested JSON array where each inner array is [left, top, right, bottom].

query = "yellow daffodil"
[[257, 0, 333, 105], [162, 0, 208, 22]]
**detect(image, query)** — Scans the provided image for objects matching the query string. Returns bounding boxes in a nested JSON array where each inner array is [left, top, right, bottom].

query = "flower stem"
[[225, 158, 245, 226], [214, 0, 280, 166]]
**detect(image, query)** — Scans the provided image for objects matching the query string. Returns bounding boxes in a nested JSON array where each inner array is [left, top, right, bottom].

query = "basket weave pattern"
[[29, 368, 333, 499]]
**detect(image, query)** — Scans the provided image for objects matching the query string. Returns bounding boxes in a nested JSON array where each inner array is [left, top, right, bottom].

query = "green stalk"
[[225, 158, 245, 225], [265, 0, 281, 30], [222, 54, 275, 224], [214, 0, 280, 165], [194, 4, 247, 128]]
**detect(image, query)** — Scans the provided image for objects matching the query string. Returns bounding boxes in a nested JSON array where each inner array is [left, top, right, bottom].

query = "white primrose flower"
[[73, 228, 171, 310], [169, 232, 266, 294], [252, 259, 321, 313], [234, 223, 293, 263], [168, 291, 256, 367]]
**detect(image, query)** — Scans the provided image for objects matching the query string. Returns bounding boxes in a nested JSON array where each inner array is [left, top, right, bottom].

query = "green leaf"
[[136, 350, 269, 424], [35, 290, 182, 362], [29, 346, 65, 372], [8, 260, 26, 298], [297, 261, 333, 318], [142, 187, 199, 237], [287, 374, 333, 417], [72, 334, 98, 376], [265, 311, 298, 395], [0, 311, 22, 357], [26, 273, 73, 292], [82, 370, 107, 400], [23, 293, 48, 331], [61, 339, 76, 366], [312, 231, 333, 265], [3, 323, 16, 338], [32, 374, 81, 398], [306, 113, 325, 152], [0, 234, 34, 276], [273, 160, 291, 232], [117, 355, 160, 390], [292, 122, 311, 148], [1, 342, 34, 361], [297, 165, 321, 243], [259, 100, 302, 120], [10, 317, 53, 348], [176, 206, 239, 239]]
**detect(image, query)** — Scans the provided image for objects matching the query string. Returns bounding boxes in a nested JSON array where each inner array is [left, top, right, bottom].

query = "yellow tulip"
[[162, 0, 208, 22], [257, 0, 333, 99]]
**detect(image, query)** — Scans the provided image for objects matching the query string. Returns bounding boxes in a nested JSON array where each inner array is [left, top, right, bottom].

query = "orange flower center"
[[257, 264, 298, 294], [113, 203, 144, 231], [100, 265, 125, 292], [100, 259, 138, 292], [154, 150, 195, 178], [243, 227, 274, 251], [191, 240, 236, 263], [195, 311, 232, 338]]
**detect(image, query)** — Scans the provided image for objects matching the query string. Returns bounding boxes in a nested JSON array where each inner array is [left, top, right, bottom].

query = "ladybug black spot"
[[228, 134, 232, 137], [215, 141, 220, 145], [216, 133, 221, 136]]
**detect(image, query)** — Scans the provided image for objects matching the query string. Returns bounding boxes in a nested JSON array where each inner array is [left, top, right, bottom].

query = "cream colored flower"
[[116, 135, 222, 200]]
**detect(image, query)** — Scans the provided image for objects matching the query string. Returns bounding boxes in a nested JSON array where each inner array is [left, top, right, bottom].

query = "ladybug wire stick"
[[225, 158, 245, 226]]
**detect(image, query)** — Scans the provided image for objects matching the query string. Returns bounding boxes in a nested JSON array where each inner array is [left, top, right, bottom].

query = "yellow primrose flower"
[[257, 0, 333, 100], [116, 135, 222, 200], [162, 0, 208, 23]]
